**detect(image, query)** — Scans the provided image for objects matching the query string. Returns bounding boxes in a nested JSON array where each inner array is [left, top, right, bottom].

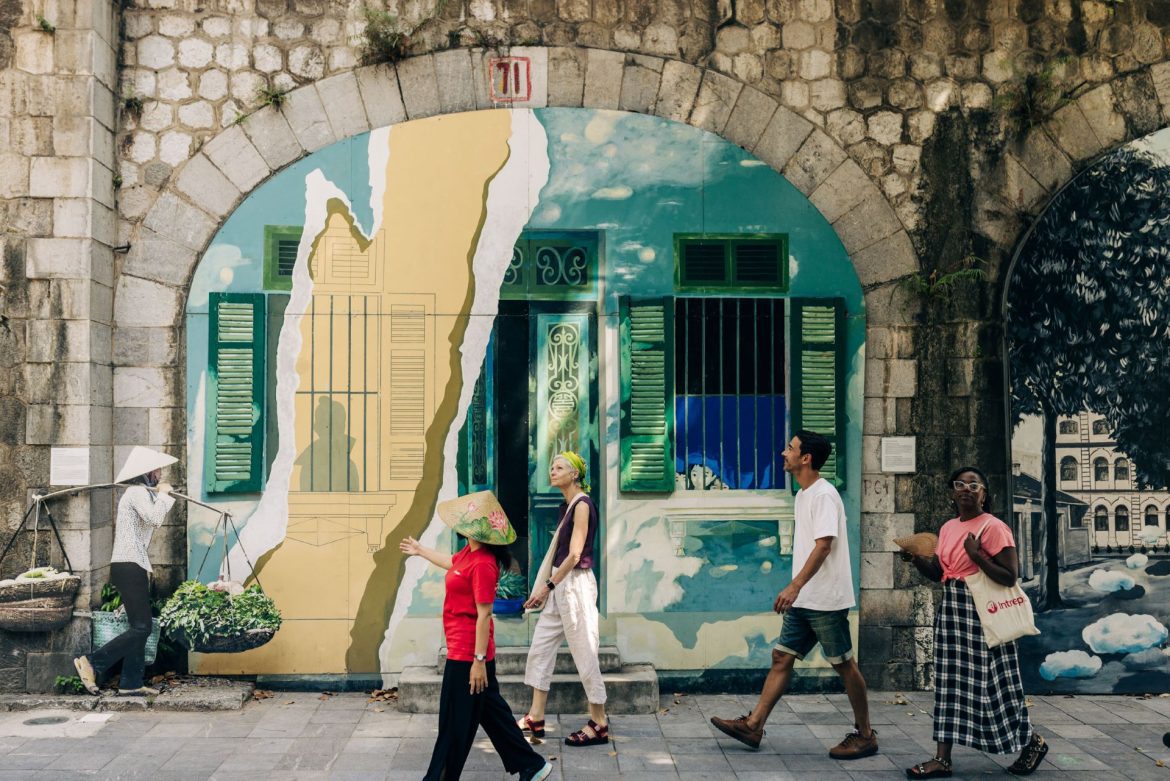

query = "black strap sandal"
[[1007, 734, 1048, 776], [565, 719, 609, 747], [905, 757, 952, 779]]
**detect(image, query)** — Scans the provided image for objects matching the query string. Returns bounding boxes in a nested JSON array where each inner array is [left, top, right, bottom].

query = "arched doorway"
[[182, 106, 865, 685], [1006, 127, 1170, 694]]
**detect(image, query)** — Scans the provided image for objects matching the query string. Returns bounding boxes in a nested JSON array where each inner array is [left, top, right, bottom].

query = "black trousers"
[[423, 659, 545, 780], [88, 562, 152, 690]]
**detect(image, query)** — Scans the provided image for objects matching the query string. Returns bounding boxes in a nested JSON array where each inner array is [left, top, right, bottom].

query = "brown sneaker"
[[710, 715, 764, 750], [829, 727, 878, 759]]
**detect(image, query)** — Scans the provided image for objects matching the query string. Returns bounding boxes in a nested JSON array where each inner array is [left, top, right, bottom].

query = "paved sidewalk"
[[0, 690, 1166, 780]]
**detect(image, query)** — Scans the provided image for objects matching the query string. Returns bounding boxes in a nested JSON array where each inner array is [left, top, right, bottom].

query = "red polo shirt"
[[443, 546, 498, 662]]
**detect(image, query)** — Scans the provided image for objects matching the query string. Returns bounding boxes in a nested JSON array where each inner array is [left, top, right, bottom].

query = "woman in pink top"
[[900, 466, 1047, 779]]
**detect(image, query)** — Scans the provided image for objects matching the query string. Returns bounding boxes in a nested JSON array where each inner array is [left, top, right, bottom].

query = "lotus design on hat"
[[436, 490, 517, 545]]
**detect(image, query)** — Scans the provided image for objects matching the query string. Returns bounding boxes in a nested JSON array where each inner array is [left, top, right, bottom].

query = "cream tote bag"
[[964, 519, 1040, 648], [528, 494, 588, 611]]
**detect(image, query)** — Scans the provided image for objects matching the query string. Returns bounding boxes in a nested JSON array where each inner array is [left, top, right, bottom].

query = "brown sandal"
[[517, 714, 546, 738], [565, 719, 608, 747], [905, 756, 952, 779]]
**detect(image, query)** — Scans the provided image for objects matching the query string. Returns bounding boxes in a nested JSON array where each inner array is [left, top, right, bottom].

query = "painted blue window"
[[673, 298, 785, 491]]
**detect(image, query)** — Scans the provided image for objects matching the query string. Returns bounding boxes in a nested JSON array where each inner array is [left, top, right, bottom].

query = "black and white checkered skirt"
[[933, 579, 1033, 753]]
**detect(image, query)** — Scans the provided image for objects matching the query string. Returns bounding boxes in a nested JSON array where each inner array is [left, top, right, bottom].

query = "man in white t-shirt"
[[711, 430, 877, 759]]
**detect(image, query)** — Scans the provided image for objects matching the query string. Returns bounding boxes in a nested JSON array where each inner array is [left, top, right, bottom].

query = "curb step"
[[398, 664, 659, 714], [437, 645, 623, 675]]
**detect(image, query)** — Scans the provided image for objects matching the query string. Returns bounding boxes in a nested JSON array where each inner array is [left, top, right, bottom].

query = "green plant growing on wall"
[[55, 675, 87, 694], [123, 92, 144, 121], [256, 84, 290, 110], [360, 7, 410, 66], [996, 58, 1083, 138], [900, 257, 989, 301], [36, 15, 55, 32]]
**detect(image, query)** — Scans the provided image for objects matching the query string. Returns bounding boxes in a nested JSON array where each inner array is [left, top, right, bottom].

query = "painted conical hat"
[[893, 532, 939, 557], [115, 446, 178, 483], [436, 490, 517, 546]]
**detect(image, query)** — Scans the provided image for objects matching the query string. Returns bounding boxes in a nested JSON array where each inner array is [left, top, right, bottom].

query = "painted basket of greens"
[[160, 581, 282, 654], [493, 570, 527, 616]]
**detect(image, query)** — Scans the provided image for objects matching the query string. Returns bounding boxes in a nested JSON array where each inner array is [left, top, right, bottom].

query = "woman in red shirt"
[[400, 491, 551, 781], [901, 466, 1047, 778]]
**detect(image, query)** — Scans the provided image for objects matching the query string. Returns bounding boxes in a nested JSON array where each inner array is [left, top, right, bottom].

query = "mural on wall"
[[1007, 128, 1170, 694], [185, 107, 865, 684]]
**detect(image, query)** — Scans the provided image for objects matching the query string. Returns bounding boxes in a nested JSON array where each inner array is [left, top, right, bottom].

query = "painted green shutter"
[[619, 297, 674, 492], [790, 298, 846, 489], [207, 292, 266, 494]]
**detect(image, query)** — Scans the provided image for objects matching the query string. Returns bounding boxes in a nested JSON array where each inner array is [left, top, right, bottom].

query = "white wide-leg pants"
[[523, 568, 607, 705]]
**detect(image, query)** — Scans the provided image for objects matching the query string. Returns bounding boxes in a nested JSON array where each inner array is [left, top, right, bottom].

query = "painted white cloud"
[[740, 159, 767, 167], [1140, 529, 1163, 545], [1122, 648, 1170, 670], [1127, 553, 1149, 569], [639, 247, 656, 262], [188, 243, 252, 309], [584, 111, 620, 144], [593, 185, 633, 200], [1088, 569, 1137, 592], [1082, 613, 1169, 654], [1040, 650, 1102, 681]]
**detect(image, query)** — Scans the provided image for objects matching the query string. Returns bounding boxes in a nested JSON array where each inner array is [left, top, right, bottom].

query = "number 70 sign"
[[488, 56, 531, 103]]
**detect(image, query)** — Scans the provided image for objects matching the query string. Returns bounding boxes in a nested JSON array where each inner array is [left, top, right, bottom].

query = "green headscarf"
[[556, 451, 590, 493]]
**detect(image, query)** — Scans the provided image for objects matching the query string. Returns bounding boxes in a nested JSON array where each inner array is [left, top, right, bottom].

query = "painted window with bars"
[[503, 231, 598, 299], [264, 225, 303, 291], [676, 235, 787, 290], [674, 298, 785, 490]]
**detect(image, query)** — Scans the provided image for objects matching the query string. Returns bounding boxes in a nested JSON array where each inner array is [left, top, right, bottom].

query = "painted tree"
[[1008, 143, 1170, 609]]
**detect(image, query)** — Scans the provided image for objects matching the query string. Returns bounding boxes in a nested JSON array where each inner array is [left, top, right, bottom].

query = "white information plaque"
[[880, 436, 916, 473], [50, 447, 90, 486]]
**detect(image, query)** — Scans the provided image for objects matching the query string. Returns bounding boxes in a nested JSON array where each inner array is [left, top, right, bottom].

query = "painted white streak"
[[368, 126, 391, 237], [222, 134, 392, 576], [378, 109, 551, 680]]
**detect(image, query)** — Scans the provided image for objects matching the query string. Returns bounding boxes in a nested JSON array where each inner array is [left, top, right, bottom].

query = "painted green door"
[[528, 302, 599, 592]]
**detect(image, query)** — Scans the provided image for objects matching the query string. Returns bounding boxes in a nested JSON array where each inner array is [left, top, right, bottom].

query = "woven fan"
[[893, 532, 938, 557]]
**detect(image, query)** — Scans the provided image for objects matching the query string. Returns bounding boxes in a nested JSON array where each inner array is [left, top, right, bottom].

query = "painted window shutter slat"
[[207, 292, 266, 494], [620, 297, 674, 492], [790, 298, 845, 490]]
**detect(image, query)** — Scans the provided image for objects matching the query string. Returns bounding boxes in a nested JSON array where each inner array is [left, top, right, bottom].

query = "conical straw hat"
[[115, 446, 178, 483], [436, 490, 517, 545], [893, 532, 938, 557]]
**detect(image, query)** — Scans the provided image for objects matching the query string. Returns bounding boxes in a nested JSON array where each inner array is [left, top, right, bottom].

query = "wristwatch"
[[545, 578, 556, 591], [474, 653, 487, 662]]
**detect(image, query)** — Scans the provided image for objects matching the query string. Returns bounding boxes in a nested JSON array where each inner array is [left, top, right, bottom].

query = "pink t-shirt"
[[937, 513, 1016, 582]]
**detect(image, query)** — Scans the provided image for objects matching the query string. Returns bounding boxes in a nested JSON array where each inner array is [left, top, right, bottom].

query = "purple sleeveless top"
[[553, 495, 599, 569]]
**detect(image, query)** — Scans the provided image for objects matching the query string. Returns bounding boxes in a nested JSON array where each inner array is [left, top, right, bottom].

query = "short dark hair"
[[794, 430, 832, 471], [949, 465, 993, 513]]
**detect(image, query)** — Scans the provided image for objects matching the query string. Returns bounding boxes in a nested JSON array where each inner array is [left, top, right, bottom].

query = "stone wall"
[[3, 0, 1170, 690]]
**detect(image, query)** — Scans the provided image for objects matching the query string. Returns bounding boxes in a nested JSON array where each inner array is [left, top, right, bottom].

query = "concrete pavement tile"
[[331, 751, 394, 771], [311, 709, 365, 724], [401, 716, 440, 737], [664, 737, 723, 754], [732, 772, 799, 780], [1050, 723, 1111, 738], [659, 719, 718, 738], [204, 720, 259, 737], [300, 722, 359, 738], [144, 720, 209, 737], [0, 736, 27, 751], [671, 752, 733, 771], [2, 753, 56, 769], [1045, 752, 1114, 771], [215, 751, 285, 772], [833, 753, 897, 771], [343, 737, 401, 754], [726, 753, 792, 773], [275, 751, 336, 771], [233, 737, 296, 753], [327, 772, 391, 781], [46, 750, 119, 770]]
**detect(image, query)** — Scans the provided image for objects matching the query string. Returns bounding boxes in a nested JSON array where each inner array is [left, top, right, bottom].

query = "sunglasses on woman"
[[951, 480, 984, 492]]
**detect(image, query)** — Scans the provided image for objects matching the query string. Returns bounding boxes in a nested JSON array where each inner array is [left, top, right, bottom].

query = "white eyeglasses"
[[952, 480, 984, 492]]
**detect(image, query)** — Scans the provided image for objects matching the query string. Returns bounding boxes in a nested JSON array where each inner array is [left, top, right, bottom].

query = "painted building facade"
[[182, 107, 864, 686]]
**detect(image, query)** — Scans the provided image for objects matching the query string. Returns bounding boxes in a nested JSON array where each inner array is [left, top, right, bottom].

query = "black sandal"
[[905, 757, 952, 779], [1007, 733, 1048, 776], [565, 719, 608, 747], [517, 714, 546, 738]]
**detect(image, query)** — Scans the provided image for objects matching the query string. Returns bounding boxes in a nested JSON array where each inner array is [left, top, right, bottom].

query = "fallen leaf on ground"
[[284, 700, 296, 705], [1156, 760, 1164, 767], [318, 692, 333, 700], [252, 689, 273, 700], [368, 688, 398, 703]]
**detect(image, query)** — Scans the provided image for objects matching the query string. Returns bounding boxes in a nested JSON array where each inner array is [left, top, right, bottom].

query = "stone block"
[[1151, 61, 1170, 119], [25, 404, 103, 445], [28, 157, 91, 198], [861, 512, 915, 552], [397, 54, 441, 120], [113, 275, 181, 329], [25, 319, 100, 363], [313, 72, 369, 141], [433, 49, 475, 114], [143, 192, 216, 252], [1047, 102, 1103, 162], [689, 70, 742, 134], [618, 56, 662, 115], [354, 65, 406, 129], [51, 198, 114, 242], [112, 326, 178, 367], [781, 128, 845, 195], [282, 85, 336, 154], [25, 652, 78, 693], [113, 405, 150, 446], [203, 125, 269, 193], [859, 552, 894, 589], [831, 185, 901, 254], [16, 31, 56, 74], [113, 366, 171, 408], [722, 85, 777, 152], [850, 229, 917, 287], [861, 473, 895, 513], [809, 158, 869, 224], [999, 153, 1046, 212], [583, 48, 623, 110], [548, 47, 586, 107], [652, 59, 702, 122], [1014, 127, 1070, 193], [23, 362, 103, 404], [507, 47, 549, 108], [175, 153, 241, 220], [0, 155, 30, 199], [241, 105, 302, 171], [122, 228, 197, 287], [1076, 83, 1127, 149], [26, 238, 94, 280]]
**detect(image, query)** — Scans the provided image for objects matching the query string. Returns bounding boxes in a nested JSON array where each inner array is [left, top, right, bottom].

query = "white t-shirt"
[[791, 477, 855, 611]]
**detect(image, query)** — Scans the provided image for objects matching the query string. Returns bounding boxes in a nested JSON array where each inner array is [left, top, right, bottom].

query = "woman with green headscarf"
[[516, 451, 610, 747]]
